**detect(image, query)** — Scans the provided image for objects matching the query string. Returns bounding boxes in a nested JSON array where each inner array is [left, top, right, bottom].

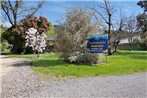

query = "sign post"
[[106, 49, 108, 63], [87, 34, 108, 63]]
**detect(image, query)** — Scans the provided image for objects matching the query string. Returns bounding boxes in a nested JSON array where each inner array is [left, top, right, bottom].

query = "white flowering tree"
[[56, 7, 100, 64], [25, 28, 47, 57]]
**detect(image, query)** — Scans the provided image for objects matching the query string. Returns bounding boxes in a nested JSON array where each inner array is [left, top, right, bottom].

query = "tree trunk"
[[128, 38, 132, 51], [37, 52, 40, 58], [113, 40, 120, 53], [108, 14, 112, 55], [14, 14, 17, 27]]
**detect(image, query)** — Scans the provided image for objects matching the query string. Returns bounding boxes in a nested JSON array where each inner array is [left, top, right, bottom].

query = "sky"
[[0, 0, 144, 27], [36, 0, 143, 24]]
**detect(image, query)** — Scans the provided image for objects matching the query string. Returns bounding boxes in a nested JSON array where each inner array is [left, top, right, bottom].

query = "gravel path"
[[1, 56, 147, 98]]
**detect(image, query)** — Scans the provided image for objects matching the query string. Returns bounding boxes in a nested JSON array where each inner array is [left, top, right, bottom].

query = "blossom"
[[25, 28, 47, 53]]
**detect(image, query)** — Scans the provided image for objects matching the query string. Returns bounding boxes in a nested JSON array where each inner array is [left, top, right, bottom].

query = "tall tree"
[[137, 0, 147, 49], [91, 0, 114, 55], [137, 0, 147, 40], [112, 9, 126, 52], [1, 0, 44, 27], [136, 14, 147, 39], [137, 0, 147, 13]]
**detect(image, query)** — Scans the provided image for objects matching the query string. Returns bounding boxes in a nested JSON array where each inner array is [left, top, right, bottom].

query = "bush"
[[61, 49, 102, 65], [139, 39, 147, 50], [133, 38, 147, 50], [2, 16, 50, 54], [77, 52, 102, 65], [0, 40, 9, 52], [56, 7, 101, 64], [0, 26, 10, 52]]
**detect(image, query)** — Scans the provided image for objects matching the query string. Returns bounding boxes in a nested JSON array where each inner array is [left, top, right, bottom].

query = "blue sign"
[[87, 34, 108, 53]]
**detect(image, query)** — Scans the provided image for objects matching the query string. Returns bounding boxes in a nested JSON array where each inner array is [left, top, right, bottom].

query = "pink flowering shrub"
[[25, 28, 47, 53]]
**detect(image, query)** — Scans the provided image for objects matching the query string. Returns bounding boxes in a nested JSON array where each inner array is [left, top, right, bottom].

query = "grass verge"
[[2, 50, 147, 78], [31, 50, 147, 78]]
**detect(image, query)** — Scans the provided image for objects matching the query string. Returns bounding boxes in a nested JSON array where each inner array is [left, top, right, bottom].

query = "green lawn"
[[2, 50, 147, 78], [30, 51, 147, 78]]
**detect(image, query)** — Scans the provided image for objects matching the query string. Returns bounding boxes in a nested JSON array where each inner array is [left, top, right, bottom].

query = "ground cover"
[[31, 51, 147, 77], [2, 50, 147, 78]]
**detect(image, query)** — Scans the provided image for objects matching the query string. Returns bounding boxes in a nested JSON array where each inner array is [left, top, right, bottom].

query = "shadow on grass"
[[1, 52, 12, 55], [31, 59, 69, 67], [31, 59, 91, 67]]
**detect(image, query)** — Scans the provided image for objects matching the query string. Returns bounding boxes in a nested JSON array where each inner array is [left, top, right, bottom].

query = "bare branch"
[[90, 7, 108, 23], [1, 2, 13, 26], [1, 0, 45, 27], [27, 0, 44, 18]]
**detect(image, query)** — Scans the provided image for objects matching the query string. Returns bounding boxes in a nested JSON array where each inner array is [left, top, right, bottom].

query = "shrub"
[[139, 39, 147, 50], [77, 51, 102, 65], [56, 7, 101, 64], [2, 16, 50, 54], [0, 40, 9, 52], [0, 26, 9, 52], [133, 38, 147, 50]]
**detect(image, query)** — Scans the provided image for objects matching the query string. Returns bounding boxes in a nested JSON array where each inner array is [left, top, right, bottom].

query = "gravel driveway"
[[1, 56, 147, 98]]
